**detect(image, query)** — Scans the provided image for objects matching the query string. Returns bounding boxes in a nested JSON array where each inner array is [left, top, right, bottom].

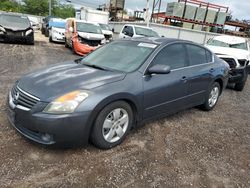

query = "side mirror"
[[69, 27, 74, 33], [148, 64, 171, 75]]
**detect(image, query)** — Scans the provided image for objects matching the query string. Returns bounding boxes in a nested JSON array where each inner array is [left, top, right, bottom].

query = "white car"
[[206, 35, 250, 91], [99, 23, 113, 42], [119, 24, 160, 39], [48, 18, 66, 43]]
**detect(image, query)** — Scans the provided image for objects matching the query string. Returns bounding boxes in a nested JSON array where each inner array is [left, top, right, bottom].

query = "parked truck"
[[78, 7, 113, 42]]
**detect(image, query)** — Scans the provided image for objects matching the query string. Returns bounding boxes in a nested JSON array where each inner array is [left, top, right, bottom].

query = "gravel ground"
[[0, 32, 249, 188]]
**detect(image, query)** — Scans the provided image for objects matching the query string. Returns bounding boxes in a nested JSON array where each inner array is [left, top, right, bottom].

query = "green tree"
[[0, 0, 21, 12], [52, 4, 75, 19], [22, 0, 75, 18], [22, 0, 56, 16], [0, 0, 75, 18]]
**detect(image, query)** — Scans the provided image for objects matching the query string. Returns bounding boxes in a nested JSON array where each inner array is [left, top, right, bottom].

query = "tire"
[[234, 70, 248, 91], [41, 27, 45, 35], [45, 29, 49, 37], [49, 36, 52, 42], [64, 39, 69, 48], [72, 42, 76, 54], [90, 101, 133, 149], [200, 82, 221, 111]]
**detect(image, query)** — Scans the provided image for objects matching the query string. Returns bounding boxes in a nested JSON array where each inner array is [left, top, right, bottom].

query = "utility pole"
[[146, 0, 150, 27], [49, 0, 52, 16]]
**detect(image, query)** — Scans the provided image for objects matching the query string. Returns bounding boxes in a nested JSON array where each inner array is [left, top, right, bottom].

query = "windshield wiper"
[[83, 63, 110, 71]]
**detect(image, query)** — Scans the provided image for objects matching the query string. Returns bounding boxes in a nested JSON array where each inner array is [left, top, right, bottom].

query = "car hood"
[[52, 27, 65, 33], [17, 61, 126, 101], [0, 23, 31, 31], [206, 45, 250, 60], [78, 31, 104, 40], [102, 30, 113, 35]]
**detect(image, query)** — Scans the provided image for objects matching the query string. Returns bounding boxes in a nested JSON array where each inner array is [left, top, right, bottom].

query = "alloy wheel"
[[208, 86, 219, 107], [102, 108, 129, 143]]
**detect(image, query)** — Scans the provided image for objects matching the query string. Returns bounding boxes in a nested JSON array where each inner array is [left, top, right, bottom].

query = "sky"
[[60, 0, 249, 20]]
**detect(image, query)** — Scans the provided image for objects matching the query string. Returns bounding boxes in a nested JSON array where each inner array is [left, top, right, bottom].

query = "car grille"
[[11, 85, 40, 110], [104, 34, 112, 40], [6, 29, 25, 37], [80, 37, 101, 47], [220, 58, 237, 69]]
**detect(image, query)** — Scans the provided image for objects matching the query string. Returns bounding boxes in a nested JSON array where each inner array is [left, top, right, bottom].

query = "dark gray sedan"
[[7, 38, 229, 149]]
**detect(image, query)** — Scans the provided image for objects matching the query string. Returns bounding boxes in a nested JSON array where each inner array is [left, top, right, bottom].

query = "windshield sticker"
[[138, 43, 157, 48]]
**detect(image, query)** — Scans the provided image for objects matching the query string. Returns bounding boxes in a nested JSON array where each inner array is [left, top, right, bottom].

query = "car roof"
[[212, 35, 247, 44], [118, 37, 196, 46], [50, 18, 66, 22], [124, 24, 153, 30], [0, 13, 28, 19], [69, 19, 100, 26]]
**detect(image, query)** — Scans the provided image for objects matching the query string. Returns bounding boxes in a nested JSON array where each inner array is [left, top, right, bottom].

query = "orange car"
[[65, 18, 105, 56]]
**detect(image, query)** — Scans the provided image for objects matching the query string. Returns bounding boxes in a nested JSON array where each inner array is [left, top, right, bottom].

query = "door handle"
[[210, 68, 215, 73], [181, 76, 188, 83]]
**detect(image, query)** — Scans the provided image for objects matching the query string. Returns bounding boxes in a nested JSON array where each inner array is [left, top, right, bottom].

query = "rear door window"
[[186, 44, 211, 65]]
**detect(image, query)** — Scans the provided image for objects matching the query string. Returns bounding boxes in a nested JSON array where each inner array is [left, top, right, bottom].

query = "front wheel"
[[201, 82, 221, 111], [234, 70, 248, 91], [90, 101, 133, 149], [49, 36, 52, 42]]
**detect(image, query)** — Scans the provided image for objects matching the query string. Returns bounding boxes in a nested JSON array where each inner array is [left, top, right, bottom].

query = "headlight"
[[25, 29, 33, 36], [101, 38, 106, 44], [43, 91, 89, 114], [77, 36, 82, 42], [53, 30, 59, 34]]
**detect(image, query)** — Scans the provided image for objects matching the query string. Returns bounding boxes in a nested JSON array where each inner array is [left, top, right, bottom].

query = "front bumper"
[[73, 40, 98, 56], [228, 67, 247, 83], [52, 33, 65, 42], [0, 33, 34, 44], [7, 94, 92, 145], [247, 65, 250, 74]]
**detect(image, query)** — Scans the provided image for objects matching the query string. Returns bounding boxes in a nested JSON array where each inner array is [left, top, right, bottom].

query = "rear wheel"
[[90, 101, 133, 149], [201, 82, 221, 111]]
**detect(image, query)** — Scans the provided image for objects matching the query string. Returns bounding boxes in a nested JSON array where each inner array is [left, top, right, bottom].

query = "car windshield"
[[76, 22, 102, 34], [207, 39, 248, 50], [49, 21, 66, 29], [99, 24, 111, 31], [81, 41, 157, 72], [0, 14, 30, 29], [135, 26, 159, 37]]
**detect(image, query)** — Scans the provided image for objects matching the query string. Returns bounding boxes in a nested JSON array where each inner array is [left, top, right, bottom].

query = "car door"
[[120, 25, 134, 38], [65, 20, 71, 45], [143, 43, 190, 119], [184, 44, 215, 105], [66, 20, 74, 46]]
